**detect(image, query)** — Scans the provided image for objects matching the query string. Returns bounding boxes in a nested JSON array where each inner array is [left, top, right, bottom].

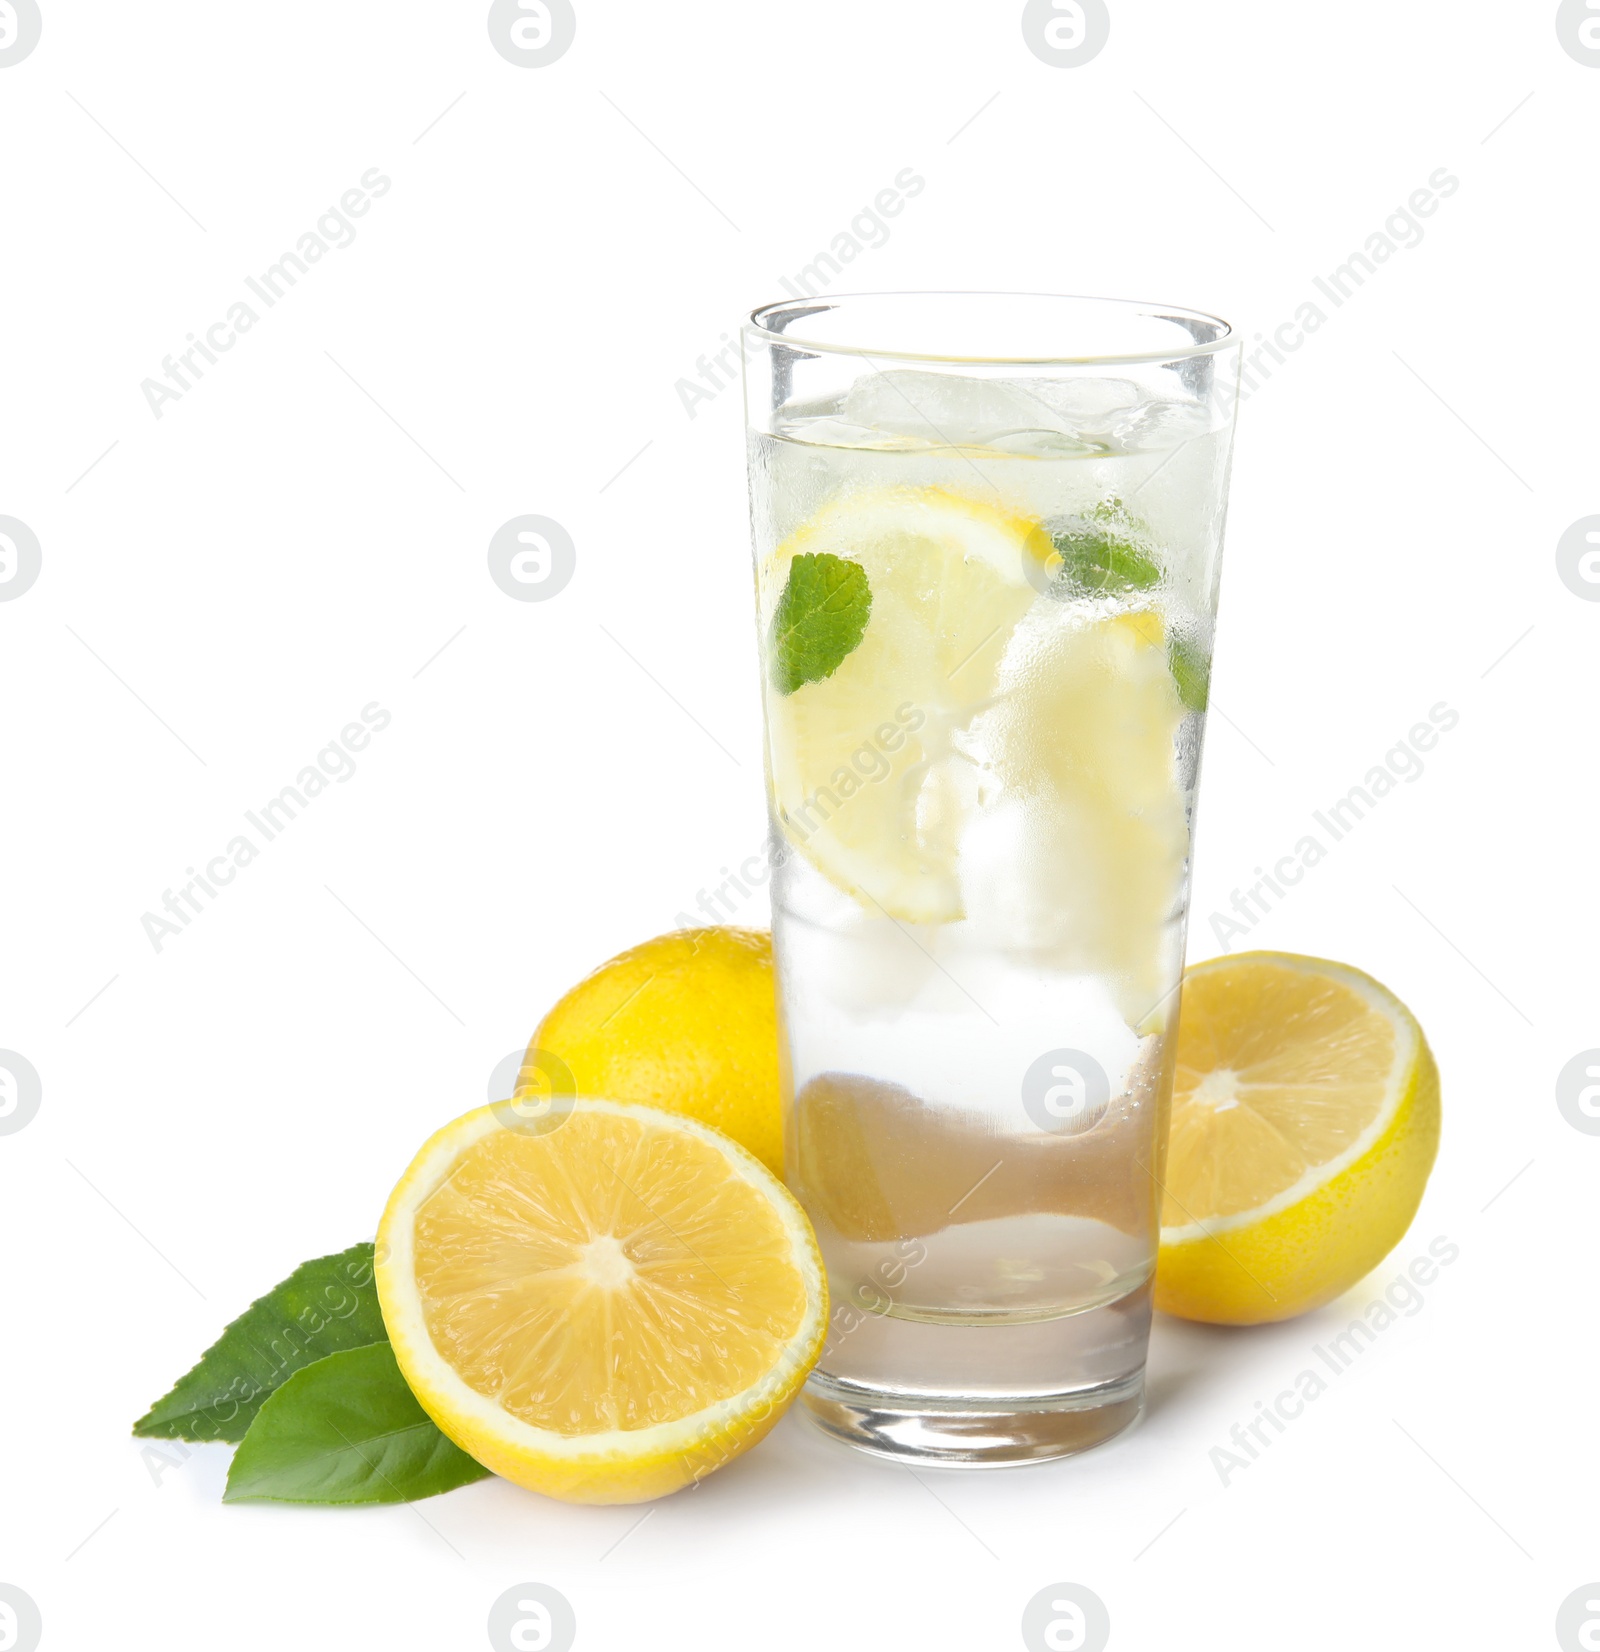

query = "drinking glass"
[[743, 293, 1240, 1464]]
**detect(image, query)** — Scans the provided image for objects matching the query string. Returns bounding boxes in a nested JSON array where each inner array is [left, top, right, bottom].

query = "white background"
[[2, 3, 1596, 1648]]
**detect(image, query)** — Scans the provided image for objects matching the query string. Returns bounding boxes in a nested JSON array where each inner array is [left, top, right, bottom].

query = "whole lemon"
[[518, 927, 783, 1175]]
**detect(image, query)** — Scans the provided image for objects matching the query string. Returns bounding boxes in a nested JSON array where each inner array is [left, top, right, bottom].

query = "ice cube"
[[778, 415, 925, 451], [838, 371, 1113, 453], [1029, 377, 1145, 424], [833, 370, 1216, 460], [1106, 397, 1213, 453], [984, 428, 1109, 459], [780, 924, 1145, 1120]]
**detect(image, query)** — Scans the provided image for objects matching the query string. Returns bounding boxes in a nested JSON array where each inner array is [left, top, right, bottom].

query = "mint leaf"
[[133, 1243, 385, 1443], [223, 1342, 489, 1505], [769, 553, 872, 694], [1170, 632, 1211, 712], [1050, 499, 1161, 596]]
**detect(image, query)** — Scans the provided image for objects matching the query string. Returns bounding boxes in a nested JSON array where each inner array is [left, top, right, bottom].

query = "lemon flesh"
[[1156, 952, 1440, 1324], [377, 1100, 827, 1503], [761, 487, 1054, 923]]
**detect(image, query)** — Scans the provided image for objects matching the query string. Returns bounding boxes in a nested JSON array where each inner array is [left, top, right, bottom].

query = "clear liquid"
[[775, 862, 1177, 1358], [750, 385, 1227, 1411]]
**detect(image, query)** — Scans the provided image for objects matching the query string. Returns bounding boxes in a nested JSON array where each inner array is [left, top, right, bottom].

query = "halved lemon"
[[376, 1099, 827, 1504], [761, 487, 1053, 922], [1155, 952, 1441, 1324]]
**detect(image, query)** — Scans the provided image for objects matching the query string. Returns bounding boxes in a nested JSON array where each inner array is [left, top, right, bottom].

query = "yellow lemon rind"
[[523, 927, 783, 1177], [758, 484, 1055, 622], [1155, 952, 1441, 1326]]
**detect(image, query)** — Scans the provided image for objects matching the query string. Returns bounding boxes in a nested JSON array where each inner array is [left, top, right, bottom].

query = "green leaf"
[[223, 1342, 490, 1506], [133, 1243, 386, 1443], [1050, 499, 1162, 596], [769, 552, 872, 694], [1169, 632, 1211, 712]]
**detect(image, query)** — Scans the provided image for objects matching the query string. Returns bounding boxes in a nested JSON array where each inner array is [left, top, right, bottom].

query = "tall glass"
[[743, 294, 1240, 1464]]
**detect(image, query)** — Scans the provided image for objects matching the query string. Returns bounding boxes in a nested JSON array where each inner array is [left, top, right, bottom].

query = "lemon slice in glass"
[[760, 487, 1054, 923]]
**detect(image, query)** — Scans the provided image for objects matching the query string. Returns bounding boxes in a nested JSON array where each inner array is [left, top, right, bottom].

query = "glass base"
[[800, 1274, 1153, 1466], [802, 1369, 1144, 1466]]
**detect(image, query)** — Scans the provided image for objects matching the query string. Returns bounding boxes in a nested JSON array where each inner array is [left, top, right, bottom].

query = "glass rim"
[[744, 290, 1235, 368]]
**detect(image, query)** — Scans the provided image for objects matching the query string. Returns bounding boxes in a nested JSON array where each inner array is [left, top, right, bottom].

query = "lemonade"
[[744, 295, 1240, 1462]]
